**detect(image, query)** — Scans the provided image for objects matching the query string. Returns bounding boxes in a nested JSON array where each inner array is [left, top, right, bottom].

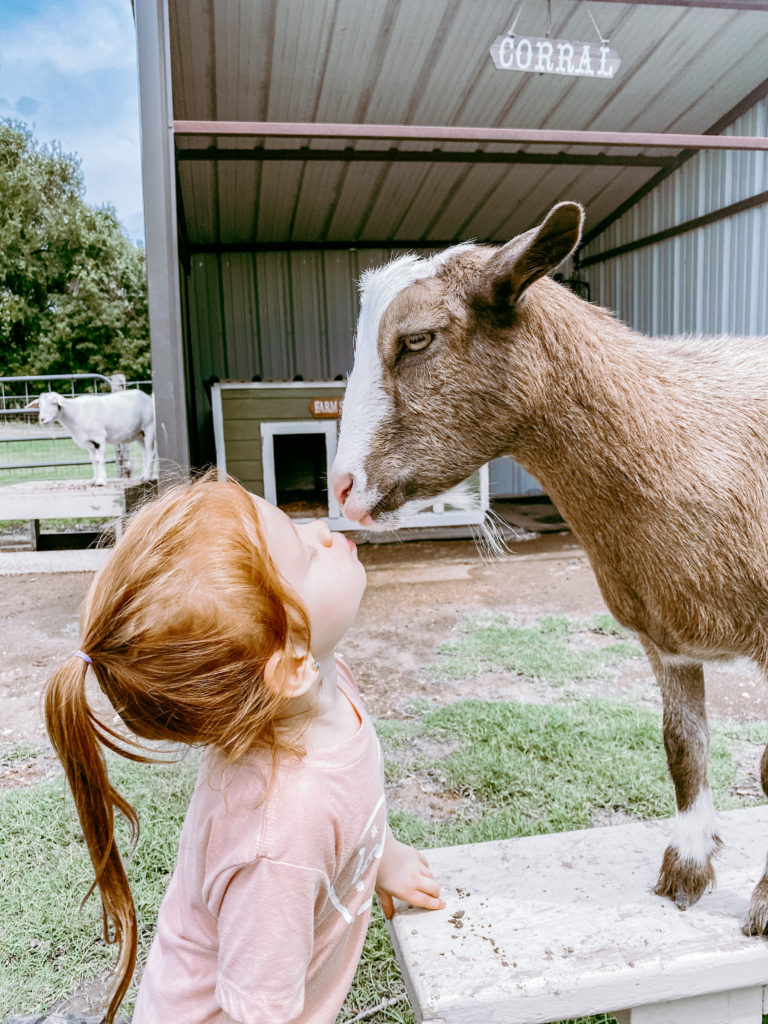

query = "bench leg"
[[615, 985, 764, 1024], [28, 519, 40, 551]]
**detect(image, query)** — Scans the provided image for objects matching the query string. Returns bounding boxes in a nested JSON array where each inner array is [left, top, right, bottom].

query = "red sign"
[[310, 397, 343, 419]]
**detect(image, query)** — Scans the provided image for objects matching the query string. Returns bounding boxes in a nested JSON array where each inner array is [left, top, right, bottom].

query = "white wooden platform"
[[0, 478, 132, 521], [389, 805, 768, 1024]]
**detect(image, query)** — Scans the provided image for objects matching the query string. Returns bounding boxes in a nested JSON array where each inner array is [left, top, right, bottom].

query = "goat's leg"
[[87, 440, 107, 487], [646, 650, 721, 909], [141, 421, 156, 481], [741, 743, 768, 934], [135, 434, 148, 482]]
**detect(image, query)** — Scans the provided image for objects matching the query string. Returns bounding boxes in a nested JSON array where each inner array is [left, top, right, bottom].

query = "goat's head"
[[331, 201, 584, 528], [37, 392, 63, 425]]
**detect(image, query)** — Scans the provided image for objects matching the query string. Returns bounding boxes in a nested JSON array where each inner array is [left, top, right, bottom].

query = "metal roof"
[[167, 0, 768, 250]]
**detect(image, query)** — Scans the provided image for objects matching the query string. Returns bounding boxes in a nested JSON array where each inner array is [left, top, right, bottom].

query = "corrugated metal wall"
[[186, 248, 393, 463], [185, 247, 542, 493], [581, 96, 768, 337]]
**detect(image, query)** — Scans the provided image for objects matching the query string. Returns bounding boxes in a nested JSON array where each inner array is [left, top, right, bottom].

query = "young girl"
[[44, 475, 444, 1024]]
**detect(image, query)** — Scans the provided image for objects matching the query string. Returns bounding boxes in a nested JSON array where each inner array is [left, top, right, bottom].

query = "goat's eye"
[[403, 332, 434, 352]]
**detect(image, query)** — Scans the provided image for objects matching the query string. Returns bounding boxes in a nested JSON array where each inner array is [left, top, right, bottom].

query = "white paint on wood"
[[388, 806, 768, 1024], [626, 985, 763, 1024]]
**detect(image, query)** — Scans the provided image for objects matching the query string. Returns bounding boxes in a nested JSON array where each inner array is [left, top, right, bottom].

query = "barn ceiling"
[[168, 0, 768, 251]]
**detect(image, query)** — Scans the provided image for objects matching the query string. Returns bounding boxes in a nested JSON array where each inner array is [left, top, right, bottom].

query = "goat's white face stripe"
[[336, 244, 477, 509]]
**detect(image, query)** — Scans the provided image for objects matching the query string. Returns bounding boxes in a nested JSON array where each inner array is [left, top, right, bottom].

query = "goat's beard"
[[362, 464, 484, 528]]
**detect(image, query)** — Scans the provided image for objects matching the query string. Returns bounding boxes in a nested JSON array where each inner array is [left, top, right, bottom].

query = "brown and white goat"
[[331, 202, 768, 932]]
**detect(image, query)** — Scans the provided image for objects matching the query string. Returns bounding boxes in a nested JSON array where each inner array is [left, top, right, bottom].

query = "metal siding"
[[220, 254, 260, 380], [254, 251, 293, 379], [489, 458, 545, 499], [582, 95, 768, 337], [289, 253, 327, 378]]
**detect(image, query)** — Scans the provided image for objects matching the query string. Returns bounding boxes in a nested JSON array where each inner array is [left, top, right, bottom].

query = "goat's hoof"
[[653, 843, 718, 910], [742, 881, 768, 935]]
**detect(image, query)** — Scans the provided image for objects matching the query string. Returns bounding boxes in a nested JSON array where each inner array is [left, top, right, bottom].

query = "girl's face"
[[254, 497, 367, 658]]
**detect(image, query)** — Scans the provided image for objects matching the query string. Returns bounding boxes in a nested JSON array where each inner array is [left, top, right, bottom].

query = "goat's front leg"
[[86, 440, 108, 487], [645, 648, 721, 909], [741, 743, 768, 934]]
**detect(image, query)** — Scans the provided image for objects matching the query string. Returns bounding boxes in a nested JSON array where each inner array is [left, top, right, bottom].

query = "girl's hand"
[[375, 827, 446, 919]]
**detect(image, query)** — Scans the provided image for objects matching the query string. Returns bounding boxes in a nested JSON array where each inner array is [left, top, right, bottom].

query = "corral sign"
[[490, 35, 621, 79]]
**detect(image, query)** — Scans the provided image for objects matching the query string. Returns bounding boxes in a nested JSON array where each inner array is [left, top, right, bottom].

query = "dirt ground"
[[2, 525, 767, 794]]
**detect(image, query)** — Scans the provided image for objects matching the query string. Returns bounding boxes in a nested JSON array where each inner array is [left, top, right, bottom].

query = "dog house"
[[212, 380, 490, 530]]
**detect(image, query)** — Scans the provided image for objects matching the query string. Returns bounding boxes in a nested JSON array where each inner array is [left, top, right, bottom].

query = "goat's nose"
[[331, 469, 354, 510]]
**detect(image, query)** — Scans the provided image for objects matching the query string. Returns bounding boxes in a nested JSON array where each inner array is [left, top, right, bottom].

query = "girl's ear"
[[263, 650, 318, 699]]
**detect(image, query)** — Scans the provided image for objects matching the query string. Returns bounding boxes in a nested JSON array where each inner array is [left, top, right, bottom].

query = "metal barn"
[[133, 0, 768, 517]]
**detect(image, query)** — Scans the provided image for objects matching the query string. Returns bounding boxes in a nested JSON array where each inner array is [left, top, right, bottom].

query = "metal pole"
[[135, 0, 190, 485]]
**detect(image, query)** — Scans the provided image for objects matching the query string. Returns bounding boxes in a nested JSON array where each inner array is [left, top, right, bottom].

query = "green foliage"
[[431, 613, 643, 684], [0, 120, 149, 379]]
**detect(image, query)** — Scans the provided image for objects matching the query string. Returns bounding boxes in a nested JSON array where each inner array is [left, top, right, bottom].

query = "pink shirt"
[[133, 660, 386, 1024]]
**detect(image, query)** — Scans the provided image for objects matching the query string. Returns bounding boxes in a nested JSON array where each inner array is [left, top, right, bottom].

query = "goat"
[[37, 390, 156, 487], [330, 202, 768, 934]]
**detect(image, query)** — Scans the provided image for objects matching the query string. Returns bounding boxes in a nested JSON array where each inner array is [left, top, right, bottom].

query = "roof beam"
[[173, 120, 768, 151], [176, 146, 673, 169], [188, 240, 461, 254]]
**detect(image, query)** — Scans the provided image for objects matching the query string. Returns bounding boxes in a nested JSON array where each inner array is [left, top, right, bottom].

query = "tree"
[[0, 120, 150, 380]]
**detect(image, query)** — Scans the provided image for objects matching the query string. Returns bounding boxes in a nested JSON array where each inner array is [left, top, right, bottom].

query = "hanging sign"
[[490, 35, 621, 79], [310, 397, 343, 419]]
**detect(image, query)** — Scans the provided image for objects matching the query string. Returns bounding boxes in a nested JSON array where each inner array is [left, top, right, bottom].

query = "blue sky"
[[0, 0, 145, 242]]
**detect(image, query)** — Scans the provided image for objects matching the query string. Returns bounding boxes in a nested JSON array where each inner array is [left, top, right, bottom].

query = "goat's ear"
[[474, 202, 584, 313]]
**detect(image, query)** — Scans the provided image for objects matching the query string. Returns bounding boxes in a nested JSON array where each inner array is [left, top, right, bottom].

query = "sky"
[[0, 0, 145, 243]]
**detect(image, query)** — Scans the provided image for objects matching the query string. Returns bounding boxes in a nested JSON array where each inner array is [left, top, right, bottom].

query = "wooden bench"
[[0, 479, 155, 548], [388, 805, 768, 1024]]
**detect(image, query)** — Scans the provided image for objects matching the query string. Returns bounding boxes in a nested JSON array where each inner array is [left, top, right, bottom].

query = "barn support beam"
[[173, 120, 768, 152], [176, 146, 674, 169], [135, 0, 190, 485]]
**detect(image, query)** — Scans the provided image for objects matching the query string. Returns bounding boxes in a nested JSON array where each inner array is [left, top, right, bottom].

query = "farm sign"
[[490, 35, 621, 79], [310, 397, 343, 419]]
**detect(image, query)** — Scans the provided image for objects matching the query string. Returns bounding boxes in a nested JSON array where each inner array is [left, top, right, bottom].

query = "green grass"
[[0, 434, 145, 486], [0, 750, 199, 1016], [431, 612, 643, 684], [0, 695, 761, 1022]]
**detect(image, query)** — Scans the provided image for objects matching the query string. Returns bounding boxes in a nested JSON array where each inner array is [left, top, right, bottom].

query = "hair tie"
[[73, 650, 92, 665]]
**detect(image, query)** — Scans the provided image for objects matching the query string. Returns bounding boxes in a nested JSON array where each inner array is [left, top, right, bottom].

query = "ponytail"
[[43, 474, 312, 1019], [44, 654, 147, 1023]]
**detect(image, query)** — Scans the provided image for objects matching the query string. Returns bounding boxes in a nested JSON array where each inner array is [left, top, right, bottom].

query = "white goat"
[[37, 390, 156, 487]]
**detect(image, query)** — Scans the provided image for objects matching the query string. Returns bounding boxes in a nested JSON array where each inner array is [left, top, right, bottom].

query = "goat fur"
[[332, 202, 768, 931]]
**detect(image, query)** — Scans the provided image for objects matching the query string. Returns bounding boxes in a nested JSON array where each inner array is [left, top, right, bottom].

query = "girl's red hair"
[[44, 475, 310, 1021]]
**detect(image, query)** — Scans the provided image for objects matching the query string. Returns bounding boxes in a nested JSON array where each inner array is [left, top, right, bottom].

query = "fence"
[[0, 374, 152, 487]]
